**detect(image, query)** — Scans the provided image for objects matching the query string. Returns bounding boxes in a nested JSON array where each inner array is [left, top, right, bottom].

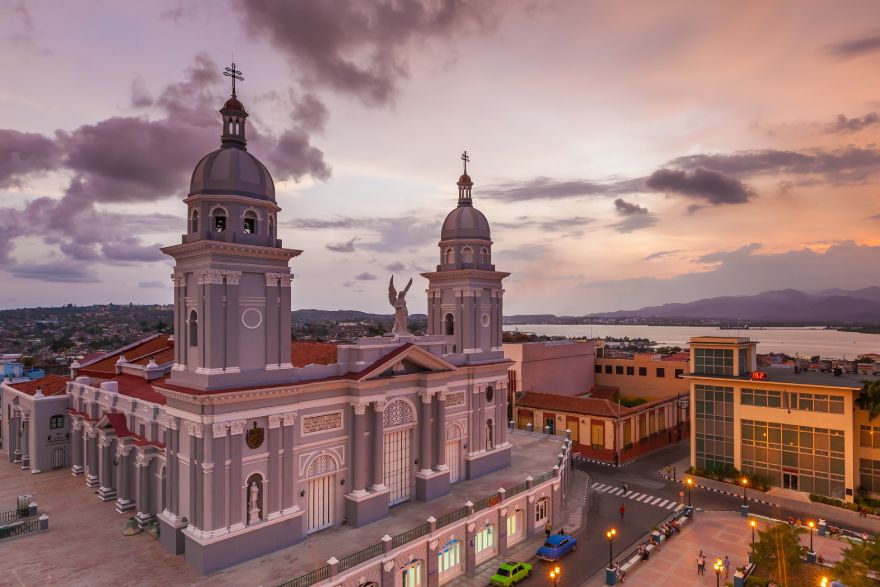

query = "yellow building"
[[595, 350, 689, 401], [687, 336, 880, 502]]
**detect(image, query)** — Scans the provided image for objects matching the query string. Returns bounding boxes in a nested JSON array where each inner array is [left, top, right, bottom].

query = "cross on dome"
[[224, 62, 244, 97], [461, 150, 470, 174]]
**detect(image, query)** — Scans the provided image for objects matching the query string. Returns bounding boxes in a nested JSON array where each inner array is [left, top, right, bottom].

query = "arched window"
[[49, 415, 64, 429], [212, 207, 227, 232], [444, 248, 454, 264], [486, 419, 494, 451], [188, 309, 198, 346], [462, 246, 473, 263], [444, 313, 455, 336], [191, 210, 199, 234], [480, 247, 489, 263], [269, 216, 275, 242], [243, 210, 258, 234]]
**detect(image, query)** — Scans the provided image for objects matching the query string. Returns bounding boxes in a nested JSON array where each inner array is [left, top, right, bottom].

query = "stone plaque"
[[302, 411, 342, 435], [447, 392, 465, 407]]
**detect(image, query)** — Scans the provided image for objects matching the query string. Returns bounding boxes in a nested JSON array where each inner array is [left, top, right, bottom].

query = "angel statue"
[[388, 275, 413, 336]]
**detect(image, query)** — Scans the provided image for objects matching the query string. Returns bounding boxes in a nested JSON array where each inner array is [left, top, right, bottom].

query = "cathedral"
[[2, 84, 515, 574]]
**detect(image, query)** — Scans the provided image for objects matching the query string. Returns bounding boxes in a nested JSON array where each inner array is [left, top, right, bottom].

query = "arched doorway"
[[383, 399, 416, 505], [445, 423, 463, 484], [305, 454, 337, 534]]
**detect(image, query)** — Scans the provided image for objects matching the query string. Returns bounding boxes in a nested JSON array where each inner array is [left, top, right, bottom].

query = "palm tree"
[[856, 380, 880, 421]]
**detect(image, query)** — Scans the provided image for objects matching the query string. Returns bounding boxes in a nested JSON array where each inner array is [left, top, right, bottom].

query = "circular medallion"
[[242, 308, 263, 329], [481, 313, 490, 327]]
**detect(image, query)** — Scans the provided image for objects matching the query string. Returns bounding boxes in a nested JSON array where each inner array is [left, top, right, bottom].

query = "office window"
[[675, 369, 684, 379], [623, 420, 633, 447], [615, 366, 623, 375], [860, 425, 880, 448], [859, 459, 880, 494], [694, 348, 734, 375], [656, 368, 665, 378], [604, 365, 612, 374], [639, 367, 647, 376], [694, 384, 734, 473], [626, 366, 634, 376], [49, 415, 64, 429], [595, 365, 602, 374], [741, 389, 782, 408], [739, 348, 749, 374]]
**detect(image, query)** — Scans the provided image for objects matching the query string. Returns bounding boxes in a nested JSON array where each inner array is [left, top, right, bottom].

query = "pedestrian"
[[665, 465, 672, 479], [723, 555, 730, 579], [672, 465, 677, 481], [623, 481, 628, 493], [620, 503, 625, 520], [545, 521, 552, 538], [697, 550, 705, 575]]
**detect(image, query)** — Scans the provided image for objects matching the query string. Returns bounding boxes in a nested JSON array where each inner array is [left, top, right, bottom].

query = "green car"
[[489, 561, 532, 586]]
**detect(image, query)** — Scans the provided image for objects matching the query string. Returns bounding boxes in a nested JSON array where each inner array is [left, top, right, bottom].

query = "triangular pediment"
[[356, 343, 458, 382]]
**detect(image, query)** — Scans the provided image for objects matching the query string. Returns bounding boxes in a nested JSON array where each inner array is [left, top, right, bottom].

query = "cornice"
[[160, 240, 301, 262], [420, 269, 510, 280]]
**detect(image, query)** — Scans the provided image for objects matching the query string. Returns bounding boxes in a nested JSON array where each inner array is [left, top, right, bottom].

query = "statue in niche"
[[388, 276, 413, 336], [248, 480, 261, 524]]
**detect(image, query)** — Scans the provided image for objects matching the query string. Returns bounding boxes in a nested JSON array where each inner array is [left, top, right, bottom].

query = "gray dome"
[[189, 148, 275, 202], [441, 205, 491, 241]]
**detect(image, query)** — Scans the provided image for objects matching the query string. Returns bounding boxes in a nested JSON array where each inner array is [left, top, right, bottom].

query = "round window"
[[241, 308, 263, 329], [481, 313, 490, 327], [485, 386, 494, 402]]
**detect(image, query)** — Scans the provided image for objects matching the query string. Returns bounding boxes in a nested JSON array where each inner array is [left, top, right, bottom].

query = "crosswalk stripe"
[[658, 500, 669, 508], [593, 483, 607, 491], [666, 502, 676, 509], [675, 504, 685, 511], [611, 488, 624, 495], [624, 491, 632, 497], [651, 497, 662, 505], [638, 495, 650, 502], [628, 492, 641, 499]]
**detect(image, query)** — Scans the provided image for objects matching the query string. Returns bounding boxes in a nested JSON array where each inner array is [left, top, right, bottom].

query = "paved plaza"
[[583, 511, 850, 587], [0, 431, 565, 587]]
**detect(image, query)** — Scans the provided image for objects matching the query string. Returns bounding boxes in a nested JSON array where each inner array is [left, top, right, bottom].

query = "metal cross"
[[461, 150, 470, 173], [224, 62, 244, 97]]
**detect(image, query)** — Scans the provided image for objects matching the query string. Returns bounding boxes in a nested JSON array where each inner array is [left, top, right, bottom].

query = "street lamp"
[[820, 577, 828, 587], [713, 558, 723, 587], [686, 477, 694, 507], [606, 528, 617, 569], [549, 565, 561, 587], [808, 520, 815, 552], [741, 477, 749, 505], [749, 519, 757, 552]]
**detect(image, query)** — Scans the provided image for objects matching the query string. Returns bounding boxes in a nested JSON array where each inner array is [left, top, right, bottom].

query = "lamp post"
[[686, 478, 694, 507], [749, 519, 757, 551], [550, 565, 561, 587], [820, 577, 828, 587], [605, 529, 617, 585], [740, 477, 750, 517], [807, 520, 816, 562], [713, 558, 723, 587]]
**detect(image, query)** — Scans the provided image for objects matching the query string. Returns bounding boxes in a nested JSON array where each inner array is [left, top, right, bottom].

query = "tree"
[[751, 523, 805, 583], [832, 536, 880, 587], [856, 379, 880, 421]]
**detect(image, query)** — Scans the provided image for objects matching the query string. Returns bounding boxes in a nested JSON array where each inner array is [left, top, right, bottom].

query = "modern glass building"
[[688, 336, 879, 502]]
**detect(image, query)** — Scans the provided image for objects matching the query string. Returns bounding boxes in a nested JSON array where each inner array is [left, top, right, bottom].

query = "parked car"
[[536, 533, 578, 561], [489, 561, 532, 586]]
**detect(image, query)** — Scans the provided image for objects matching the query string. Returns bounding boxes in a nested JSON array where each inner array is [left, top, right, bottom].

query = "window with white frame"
[[535, 497, 548, 524], [475, 524, 494, 555]]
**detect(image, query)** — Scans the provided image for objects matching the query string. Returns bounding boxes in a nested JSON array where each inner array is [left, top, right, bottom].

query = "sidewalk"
[[447, 469, 590, 587], [581, 511, 847, 587], [662, 455, 880, 534]]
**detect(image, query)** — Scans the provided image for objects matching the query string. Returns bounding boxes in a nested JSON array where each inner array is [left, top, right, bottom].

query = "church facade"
[[2, 89, 517, 574]]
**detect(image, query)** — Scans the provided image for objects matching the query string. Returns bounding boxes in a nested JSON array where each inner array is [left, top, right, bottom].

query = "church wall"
[[238, 272, 267, 372]]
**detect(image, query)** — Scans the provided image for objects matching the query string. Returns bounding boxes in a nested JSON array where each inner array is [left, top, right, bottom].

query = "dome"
[[223, 96, 246, 113], [189, 148, 275, 201], [458, 173, 472, 184], [441, 205, 491, 241]]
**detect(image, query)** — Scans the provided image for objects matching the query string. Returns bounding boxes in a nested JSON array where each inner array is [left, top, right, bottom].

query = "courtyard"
[[0, 430, 564, 587]]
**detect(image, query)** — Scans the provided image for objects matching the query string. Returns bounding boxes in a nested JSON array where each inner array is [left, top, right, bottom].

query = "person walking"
[[697, 550, 705, 575], [622, 482, 628, 494], [723, 555, 731, 579], [620, 503, 626, 520], [545, 521, 552, 538]]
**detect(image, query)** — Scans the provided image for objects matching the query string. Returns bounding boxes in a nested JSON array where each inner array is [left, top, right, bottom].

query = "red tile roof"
[[111, 374, 169, 405], [79, 334, 174, 375], [291, 342, 338, 367], [8, 374, 68, 397], [517, 391, 675, 418]]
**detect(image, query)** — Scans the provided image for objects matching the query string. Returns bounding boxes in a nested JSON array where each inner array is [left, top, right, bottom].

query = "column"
[[472, 385, 483, 454], [281, 413, 296, 512], [224, 271, 241, 370], [71, 418, 84, 476], [371, 402, 386, 490], [189, 424, 202, 528], [351, 402, 368, 495], [229, 420, 245, 528], [419, 391, 432, 474], [434, 392, 447, 471], [20, 416, 30, 469], [165, 418, 180, 515], [267, 415, 282, 516], [495, 381, 506, 447], [87, 429, 99, 487], [10, 413, 20, 463], [135, 454, 153, 525], [265, 274, 280, 368], [278, 275, 292, 367], [116, 444, 134, 511], [98, 435, 117, 500]]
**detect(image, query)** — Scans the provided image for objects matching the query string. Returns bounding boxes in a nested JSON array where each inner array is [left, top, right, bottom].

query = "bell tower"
[[161, 64, 301, 390], [421, 152, 509, 358]]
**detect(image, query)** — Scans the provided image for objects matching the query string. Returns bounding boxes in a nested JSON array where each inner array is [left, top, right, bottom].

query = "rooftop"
[[517, 391, 675, 418], [7, 374, 68, 397], [687, 369, 877, 390]]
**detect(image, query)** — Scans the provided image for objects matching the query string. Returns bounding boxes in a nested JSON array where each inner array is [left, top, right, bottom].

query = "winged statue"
[[388, 276, 413, 336]]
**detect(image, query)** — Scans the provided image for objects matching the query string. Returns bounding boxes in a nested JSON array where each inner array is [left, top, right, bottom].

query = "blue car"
[[536, 533, 578, 561]]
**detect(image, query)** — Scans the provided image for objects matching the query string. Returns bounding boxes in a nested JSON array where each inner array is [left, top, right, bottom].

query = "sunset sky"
[[1, 0, 879, 315]]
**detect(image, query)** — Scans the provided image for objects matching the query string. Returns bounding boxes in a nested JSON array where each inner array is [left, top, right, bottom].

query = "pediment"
[[357, 344, 458, 382]]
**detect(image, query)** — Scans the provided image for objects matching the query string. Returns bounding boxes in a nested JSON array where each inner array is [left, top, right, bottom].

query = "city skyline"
[[2, 1, 880, 314]]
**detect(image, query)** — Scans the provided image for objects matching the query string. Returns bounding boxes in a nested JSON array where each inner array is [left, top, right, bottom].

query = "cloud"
[[290, 214, 440, 251], [826, 33, 880, 59], [609, 214, 657, 233], [482, 177, 625, 201], [139, 280, 167, 289], [0, 130, 62, 189], [354, 272, 377, 281], [266, 127, 331, 182], [326, 237, 357, 253], [8, 261, 99, 283], [101, 237, 167, 263], [645, 167, 753, 205], [828, 112, 879, 133], [613, 198, 648, 216], [385, 261, 406, 272], [233, 0, 500, 106], [495, 215, 594, 234], [645, 249, 684, 261], [293, 93, 329, 132]]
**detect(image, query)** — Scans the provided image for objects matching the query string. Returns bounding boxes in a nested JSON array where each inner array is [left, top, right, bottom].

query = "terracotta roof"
[[111, 374, 168, 405], [104, 412, 132, 437], [664, 352, 690, 362], [588, 385, 618, 400], [291, 342, 338, 368], [517, 391, 675, 418], [79, 335, 173, 376], [8, 374, 68, 397]]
